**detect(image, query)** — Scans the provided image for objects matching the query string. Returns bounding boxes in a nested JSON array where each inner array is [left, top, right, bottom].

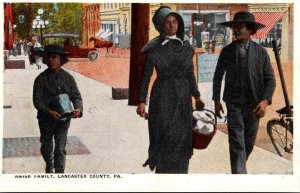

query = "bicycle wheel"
[[267, 119, 293, 157]]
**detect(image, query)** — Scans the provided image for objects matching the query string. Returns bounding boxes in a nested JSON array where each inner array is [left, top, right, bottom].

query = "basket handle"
[[201, 108, 227, 125]]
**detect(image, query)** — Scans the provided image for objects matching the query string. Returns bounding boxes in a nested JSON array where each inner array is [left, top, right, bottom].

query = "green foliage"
[[52, 3, 82, 36], [12, 3, 55, 40], [12, 3, 82, 43], [12, 3, 32, 40]]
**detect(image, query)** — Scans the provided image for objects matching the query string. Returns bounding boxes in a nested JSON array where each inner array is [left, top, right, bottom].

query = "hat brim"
[[220, 21, 265, 30]]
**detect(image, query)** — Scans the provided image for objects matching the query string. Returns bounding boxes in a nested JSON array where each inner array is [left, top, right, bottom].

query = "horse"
[[89, 37, 114, 56]]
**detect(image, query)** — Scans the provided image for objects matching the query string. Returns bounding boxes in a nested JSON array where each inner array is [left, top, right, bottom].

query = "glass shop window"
[[181, 11, 229, 49], [255, 19, 282, 48], [194, 12, 229, 48]]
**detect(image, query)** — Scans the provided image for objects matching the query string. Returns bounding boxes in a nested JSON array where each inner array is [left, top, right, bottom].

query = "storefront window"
[[181, 12, 194, 36], [254, 20, 282, 48], [180, 11, 229, 49], [194, 12, 228, 49]]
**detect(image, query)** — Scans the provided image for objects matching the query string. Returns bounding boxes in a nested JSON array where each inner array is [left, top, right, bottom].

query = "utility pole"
[[128, 3, 150, 106]]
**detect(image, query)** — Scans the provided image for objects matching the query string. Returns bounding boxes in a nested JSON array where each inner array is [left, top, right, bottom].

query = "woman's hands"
[[136, 102, 148, 120]]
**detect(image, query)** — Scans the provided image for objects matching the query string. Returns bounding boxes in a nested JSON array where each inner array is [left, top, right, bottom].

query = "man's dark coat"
[[213, 40, 275, 104]]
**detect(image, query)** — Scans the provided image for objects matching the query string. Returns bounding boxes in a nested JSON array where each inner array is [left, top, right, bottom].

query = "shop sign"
[[197, 54, 219, 82]]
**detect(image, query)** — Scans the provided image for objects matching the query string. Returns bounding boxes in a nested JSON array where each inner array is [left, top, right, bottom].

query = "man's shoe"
[[55, 169, 64, 173], [45, 165, 54, 173]]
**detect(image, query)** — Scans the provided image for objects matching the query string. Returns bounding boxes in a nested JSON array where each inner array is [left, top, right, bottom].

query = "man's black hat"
[[43, 44, 69, 56], [42, 44, 69, 65], [220, 11, 265, 34]]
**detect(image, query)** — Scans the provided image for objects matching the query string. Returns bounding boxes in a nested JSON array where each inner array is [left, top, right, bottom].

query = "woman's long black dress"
[[139, 39, 200, 173]]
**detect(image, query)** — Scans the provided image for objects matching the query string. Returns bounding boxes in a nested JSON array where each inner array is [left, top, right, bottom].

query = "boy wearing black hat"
[[213, 11, 275, 174], [33, 44, 83, 173]]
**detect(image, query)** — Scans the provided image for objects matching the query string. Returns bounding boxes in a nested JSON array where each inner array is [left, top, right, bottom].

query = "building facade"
[[176, 4, 248, 54], [248, 3, 292, 62], [176, 3, 292, 62], [99, 3, 131, 48], [82, 3, 100, 48]]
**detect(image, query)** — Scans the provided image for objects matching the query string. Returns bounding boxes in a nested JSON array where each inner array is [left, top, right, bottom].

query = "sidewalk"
[[65, 49, 294, 160], [2, 54, 292, 174]]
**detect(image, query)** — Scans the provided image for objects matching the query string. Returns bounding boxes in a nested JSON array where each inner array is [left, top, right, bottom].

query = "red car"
[[43, 33, 100, 61]]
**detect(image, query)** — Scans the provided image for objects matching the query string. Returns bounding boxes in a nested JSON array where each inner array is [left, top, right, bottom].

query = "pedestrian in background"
[[212, 11, 275, 174], [136, 6, 205, 174], [23, 38, 28, 56], [28, 35, 42, 69], [33, 44, 83, 173], [32, 36, 43, 69], [28, 37, 36, 66], [12, 41, 17, 56], [16, 39, 22, 55]]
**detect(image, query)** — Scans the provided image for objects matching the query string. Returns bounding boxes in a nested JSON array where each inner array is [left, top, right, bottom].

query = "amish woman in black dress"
[[136, 6, 205, 174]]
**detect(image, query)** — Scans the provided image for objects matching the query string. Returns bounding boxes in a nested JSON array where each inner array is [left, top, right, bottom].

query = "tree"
[[12, 3, 32, 40], [51, 3, 83, 37], [12, 3, 82, 43], [12, 3, 55, 40], [42, 3, 83, 45]]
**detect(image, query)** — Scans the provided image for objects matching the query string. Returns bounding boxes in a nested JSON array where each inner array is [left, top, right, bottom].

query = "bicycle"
[[267, 106, 293, 157], [267, 40, 293, 158]]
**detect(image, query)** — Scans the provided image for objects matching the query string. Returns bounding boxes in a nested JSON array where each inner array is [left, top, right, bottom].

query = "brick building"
[[82, 3, 100, 48]]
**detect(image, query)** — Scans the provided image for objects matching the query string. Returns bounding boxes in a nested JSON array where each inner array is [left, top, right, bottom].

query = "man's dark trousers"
[[226, 102, 260, 174], [38, 118, 70, 173]]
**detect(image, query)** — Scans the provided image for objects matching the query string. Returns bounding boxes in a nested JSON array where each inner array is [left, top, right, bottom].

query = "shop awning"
[[251, 12, 286, 39]]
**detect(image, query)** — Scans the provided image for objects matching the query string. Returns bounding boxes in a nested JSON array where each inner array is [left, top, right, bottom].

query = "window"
[[180, 11, 229, 49], [255, 19, 282, 48], [181, 12, 194, 36], [195, 12, 228, 48]]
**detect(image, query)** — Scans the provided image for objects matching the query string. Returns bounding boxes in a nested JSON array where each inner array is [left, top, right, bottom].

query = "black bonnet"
[[152, 6, 185, 40]]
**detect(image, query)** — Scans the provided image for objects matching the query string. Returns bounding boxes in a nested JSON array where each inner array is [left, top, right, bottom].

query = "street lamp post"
[[32, 8, 49, 46]]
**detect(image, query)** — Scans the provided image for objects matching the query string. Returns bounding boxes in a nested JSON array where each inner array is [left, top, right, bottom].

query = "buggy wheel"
[[267, 119, 293, 157], [88, 50, 100, 61]]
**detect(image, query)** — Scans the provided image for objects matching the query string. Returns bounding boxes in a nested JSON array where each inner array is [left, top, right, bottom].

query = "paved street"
[[2, 51, 293, 176]]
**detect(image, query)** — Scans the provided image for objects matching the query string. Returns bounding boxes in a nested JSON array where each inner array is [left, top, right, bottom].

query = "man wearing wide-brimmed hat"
[[213, 11, 275, 174], [33, 44, 83, 173]]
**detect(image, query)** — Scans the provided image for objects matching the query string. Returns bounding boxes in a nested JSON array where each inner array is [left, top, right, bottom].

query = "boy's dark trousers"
[[38, 118, 70, 173]]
